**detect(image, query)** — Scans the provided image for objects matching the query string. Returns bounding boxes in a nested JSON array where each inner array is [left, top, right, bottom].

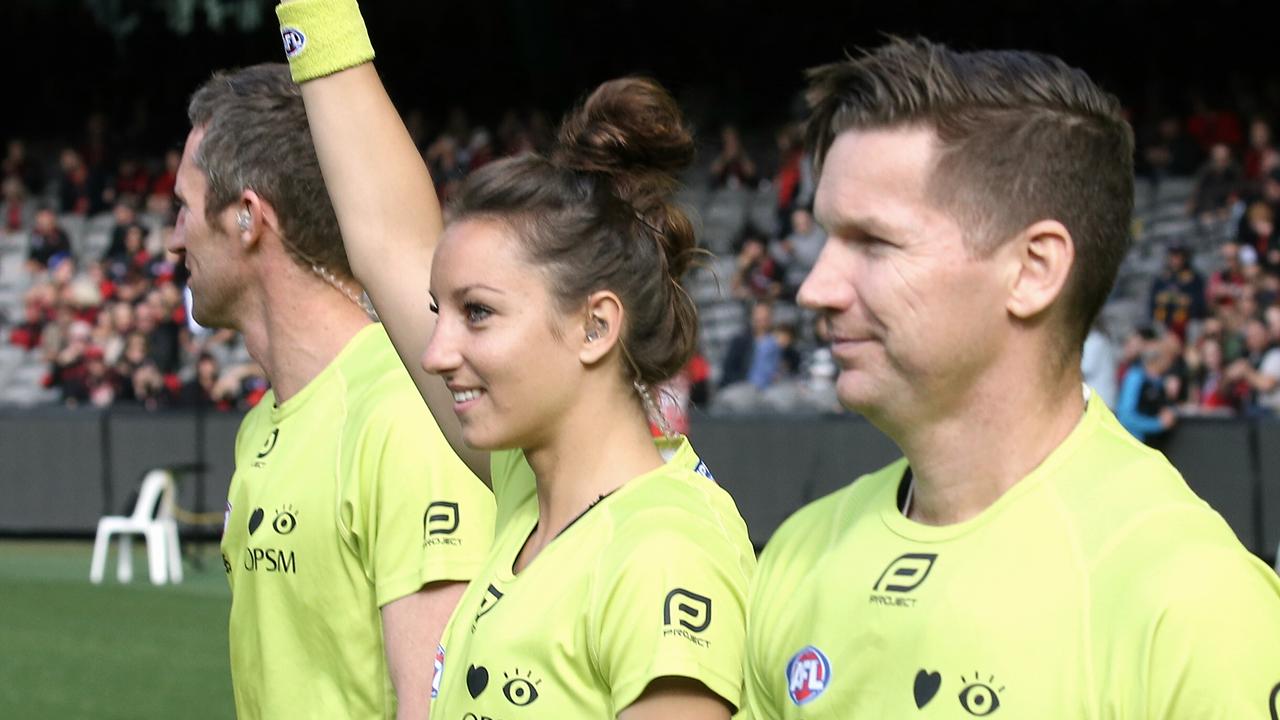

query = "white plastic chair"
[[90, 469, 183, 585]]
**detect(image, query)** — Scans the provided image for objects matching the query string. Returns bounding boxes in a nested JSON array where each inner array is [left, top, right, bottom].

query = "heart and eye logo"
[[466, 664, 489, 699], [247, 508, 265, 535], [914, 669, 942, 709]]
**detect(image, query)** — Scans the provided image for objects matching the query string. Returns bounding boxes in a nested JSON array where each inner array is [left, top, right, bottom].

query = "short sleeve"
[[1142, 546, 1280, 718], [355, 400, 495, 607], [590, 519, 753, 714]]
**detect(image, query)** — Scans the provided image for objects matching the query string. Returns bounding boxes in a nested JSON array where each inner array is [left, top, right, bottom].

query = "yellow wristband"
[[276, 0, 375, 83]]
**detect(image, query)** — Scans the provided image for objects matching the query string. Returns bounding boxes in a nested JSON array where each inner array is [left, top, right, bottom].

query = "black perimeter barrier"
[[0, 408, 1276, 559]]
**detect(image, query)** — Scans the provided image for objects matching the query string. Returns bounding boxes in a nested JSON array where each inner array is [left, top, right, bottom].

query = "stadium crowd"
[[4, 101, 1280, 434]]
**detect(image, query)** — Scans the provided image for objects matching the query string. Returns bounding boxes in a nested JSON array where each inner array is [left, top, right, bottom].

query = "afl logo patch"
[[693, 459, 715, 481], [281, 27, 306, 58], [786, 645, 831, 706]]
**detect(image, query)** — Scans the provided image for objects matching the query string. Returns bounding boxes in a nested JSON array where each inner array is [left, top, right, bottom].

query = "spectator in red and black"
[[134, 297, 181, 374], [1148, 245, 1207, 338], [730, 226, 785, 301], [1188, 143, 1241, 223], [1237, 201, 1280, 275], [772, 124, 810, 235], [104, 156, 150, 207], [1207, 241, 1250, 308], [1242, 118, 1274, 183], [175, 353, 220, 409], [2, 139, 42, 193], [1183, 336, 1246, 413], [709, 125, 758, 190], [8, 302, 44, 351], [25, 208, 72, 272], [146, 149, 180, 215], [2, 177, 32, 233], [47, 320, 92, 403], [104, 202, 139, 257], [104, 223, 151, 283], [124, 359, 174, 411], [62, 345, 123, 408], [1238, 167, 1280, 242], [56, 148, 100, 216]]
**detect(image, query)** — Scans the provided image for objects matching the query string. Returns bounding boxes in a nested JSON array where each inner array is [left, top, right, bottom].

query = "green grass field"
[[0, 540, 234, 719]]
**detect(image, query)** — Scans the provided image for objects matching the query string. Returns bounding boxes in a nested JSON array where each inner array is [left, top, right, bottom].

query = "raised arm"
[[276, 0, 486, 481]]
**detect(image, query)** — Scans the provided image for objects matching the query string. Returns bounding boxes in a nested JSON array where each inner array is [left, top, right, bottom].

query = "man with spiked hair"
[[169, 63, 494, 719], [742, 38, 1280, 718]]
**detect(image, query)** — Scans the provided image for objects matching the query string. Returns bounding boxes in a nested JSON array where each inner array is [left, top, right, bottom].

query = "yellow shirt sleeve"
[[349, 397, 494, 607], [590, 517, 753, 714], [1138, 544, 1280, 718]]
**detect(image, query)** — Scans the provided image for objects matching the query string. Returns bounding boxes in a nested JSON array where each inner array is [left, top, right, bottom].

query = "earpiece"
[[237, 211, 251, 232], [586, 318, 606, 342]]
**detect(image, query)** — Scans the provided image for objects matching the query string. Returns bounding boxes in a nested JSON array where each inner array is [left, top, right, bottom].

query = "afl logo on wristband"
[[786, 646, 831, 706], [281, 27, 306, 58]]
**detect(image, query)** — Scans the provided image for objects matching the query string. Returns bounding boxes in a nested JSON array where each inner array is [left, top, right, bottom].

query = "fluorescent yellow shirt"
[[434, 437, 754, 718], [743, 395, 1280, 719], [220, 323, 495, 720]]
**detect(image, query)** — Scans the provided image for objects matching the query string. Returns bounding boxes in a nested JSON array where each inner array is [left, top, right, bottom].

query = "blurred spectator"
[[1138, 115, 1200, 191], [654, 352, 712, 436], [1183, 336, 1245, 414], [1243, 118, 1274, 182], [772, 124, 812, 234], [1225, 317, 1280, 415], [2, 139, 42, 191], [104, 156, 151, 207], [772, 207, 825, 298], [1237, 201, 1279, 273], [1186, 98, 1243, 152], [798, 314, 841, 413], [147, 149, 181, 215], [1148, 245, 1206, 338], [709, 125, 758, 189], [426, 135, 467, 204], [1207, 241, 1249, 308], [731, 227, 784, 301], [1082, 324, 1118, 408], [2, 176, 33, 233], [1116, 339, 1178, 444], [127, 359, 173, 411], [177, 353, 221, 408], [721, 302, 784, 388], [25, 209, 72, 272], [1188, 143, 1241, 222], [56, 148, 99, 216], [9, 302, 45, 351], [104, 202, 140, 258]]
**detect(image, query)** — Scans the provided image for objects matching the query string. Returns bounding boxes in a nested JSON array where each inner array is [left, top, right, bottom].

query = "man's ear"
[[1005, 219, 1075, 321], [231, 189, 282, 250]]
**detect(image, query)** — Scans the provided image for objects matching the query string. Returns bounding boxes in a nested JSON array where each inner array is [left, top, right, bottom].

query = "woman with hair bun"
[[275, 1, 753, 718]]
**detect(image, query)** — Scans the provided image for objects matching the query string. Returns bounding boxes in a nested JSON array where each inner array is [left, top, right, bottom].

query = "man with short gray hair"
[[169, 63, 493, 720]]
